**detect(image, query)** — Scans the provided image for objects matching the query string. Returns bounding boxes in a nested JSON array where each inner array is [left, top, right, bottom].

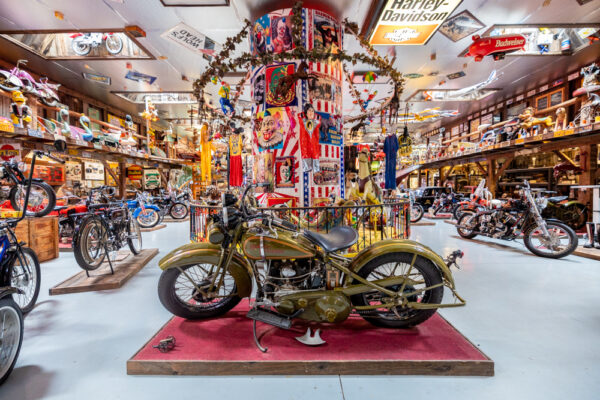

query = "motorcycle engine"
[[263, 259, 325, 299]]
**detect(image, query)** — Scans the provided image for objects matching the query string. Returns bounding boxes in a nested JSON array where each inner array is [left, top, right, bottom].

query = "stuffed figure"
[[10, 91, 32, 128], [218, 82, 234, 115]]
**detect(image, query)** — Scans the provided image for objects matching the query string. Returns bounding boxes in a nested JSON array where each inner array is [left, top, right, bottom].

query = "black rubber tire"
[[10, 247, 41, 314], [158, 265, 242, 320], [136, 209, 160, 228], [10, 182, 56, 218], [453, 204, 464, 221], [563, 203, 588, 231], [169, 202, 189, 219], [523, 221, 578, 259], [73, 216, 107, 271], [410, 203, 424, 223], [350, 252, 443, 328], [127, 218, 142, 255], [457, 213, 478, 239], [0, 297, 23, 385]]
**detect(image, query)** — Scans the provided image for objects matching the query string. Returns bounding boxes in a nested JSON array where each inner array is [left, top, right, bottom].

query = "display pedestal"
[[49, 248, 158, 295], [573, 246, 600, 261], [140, 224, 166, 232], [162, 216, 190, 223], [413, 221, 436, 226], [127, 302, 493, 377], [425, 212, 453, 220]]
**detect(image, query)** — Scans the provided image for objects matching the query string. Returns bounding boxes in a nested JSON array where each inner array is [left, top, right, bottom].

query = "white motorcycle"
[[70, 33, 123, 56]]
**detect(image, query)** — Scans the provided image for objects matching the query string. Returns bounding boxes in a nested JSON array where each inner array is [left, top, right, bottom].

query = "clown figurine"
[[298, 103, 321, 172], [218, 82, 234, 115], [10, 91, 32, 128]]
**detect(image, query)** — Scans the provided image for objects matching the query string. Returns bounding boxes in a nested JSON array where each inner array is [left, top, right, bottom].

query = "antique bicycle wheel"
[[0, 297, 23, 385], [9, 247, 41, 314]]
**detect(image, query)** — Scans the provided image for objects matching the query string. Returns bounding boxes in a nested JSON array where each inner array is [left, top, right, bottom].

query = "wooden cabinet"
[[14, 216, 59, 262]]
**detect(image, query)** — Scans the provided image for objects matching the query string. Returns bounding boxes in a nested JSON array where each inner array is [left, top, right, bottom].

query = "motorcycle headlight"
[[207, 222, 224, 244], [536, 198, 548, 210]]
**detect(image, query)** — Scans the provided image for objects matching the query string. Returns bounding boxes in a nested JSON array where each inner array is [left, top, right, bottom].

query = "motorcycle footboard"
[[246, 308, 292, 330]]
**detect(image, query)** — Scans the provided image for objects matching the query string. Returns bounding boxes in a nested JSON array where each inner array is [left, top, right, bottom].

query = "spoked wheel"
[[0, 71, 21, 91], [10, 182, 56, 217], [9, 248, 40, 314], [136, 209, 160, 228], [158, 262, 241, 319], [127, 218, 142, 255], [561, 204, 588, 231], [410, 203, 424, 223], [73, 217, 107, 271], [71, 40, 91, 55], [350, 252, 443, 328], [456, 213, 478, 239], [105, 34, 123, 54], [0, 297, 23, 385], [169, 202, 189, 219], [524, 221, 578, 259]]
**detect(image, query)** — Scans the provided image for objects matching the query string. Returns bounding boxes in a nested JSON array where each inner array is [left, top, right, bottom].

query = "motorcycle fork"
[[208, 225, 243, 294]]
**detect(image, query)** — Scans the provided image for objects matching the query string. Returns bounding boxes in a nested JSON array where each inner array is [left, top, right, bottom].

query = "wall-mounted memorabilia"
[[65, 161, 82, 182], [83, 161, 104, 181], [161, 22, 219, 61], [265, 63, 297, 108], [317, 112, 342, 146], [106, 162, 120, 186], [268, 10, 294, 54], [312, 9, 341, 52], [82, 72, 111, 85], [0, 143, 20, 162], [254, 108, 290, 152], [438, 10, 485, 42], [125, 70, 157, 85], [143, 168, 161, 190], [275, 157, 295, 188], [127, 165, 143, 180], [313, 158, 340, 185], [253, 151, 274, 187]]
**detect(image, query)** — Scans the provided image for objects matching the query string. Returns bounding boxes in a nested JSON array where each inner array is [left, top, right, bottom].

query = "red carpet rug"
[[128, 302, 493, 376]]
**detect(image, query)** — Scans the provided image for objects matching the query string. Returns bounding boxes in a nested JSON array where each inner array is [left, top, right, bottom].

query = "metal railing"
[[190, 200, 410, 253]]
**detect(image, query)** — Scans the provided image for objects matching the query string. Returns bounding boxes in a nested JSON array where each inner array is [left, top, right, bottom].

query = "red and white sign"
[[466, 34, 526, 62], [0, 143, 20, 162]]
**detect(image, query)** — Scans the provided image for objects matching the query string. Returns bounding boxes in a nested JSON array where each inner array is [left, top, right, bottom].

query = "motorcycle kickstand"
[[252, 320, 268, 353]]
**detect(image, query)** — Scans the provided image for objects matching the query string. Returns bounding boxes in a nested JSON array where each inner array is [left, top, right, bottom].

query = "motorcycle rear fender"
[[132, 204, 161, 218], [346, 239, 456, 289], [158, 242, 253, 298], [560, 201, 585, 209], [0, 286, 24, 299]]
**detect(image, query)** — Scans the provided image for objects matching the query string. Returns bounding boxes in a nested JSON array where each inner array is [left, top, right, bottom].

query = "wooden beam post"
[[577, 145, 596, 206], [158, 169, 169, 189], [487, 160, 497, 197], [553, 150, 578, 168], [119, 160, 127, 200], [102, 160, 121, 196], [474, 162, 487, 176]]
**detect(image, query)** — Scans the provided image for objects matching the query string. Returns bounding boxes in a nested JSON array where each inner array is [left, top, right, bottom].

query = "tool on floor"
[[295, 328, 326, 346], [153, 335, 176, 353]]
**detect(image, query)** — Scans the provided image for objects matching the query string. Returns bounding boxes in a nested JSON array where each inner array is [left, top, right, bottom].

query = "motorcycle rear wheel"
[[74, 217, 107, 271], [71, 40, 91, 55], [158, 263, 241, 319], [169, 202, 189, 219], [410, 203, 424, 223], [0, 297, 23, 385], [10, 181, 56, 218], [523, 221, 578, 259], [127, 218, 142, 255], [350, 252, 443, 328]]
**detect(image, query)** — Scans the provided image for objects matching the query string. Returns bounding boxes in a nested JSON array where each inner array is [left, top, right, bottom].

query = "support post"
[[119, 160, 127, 200]]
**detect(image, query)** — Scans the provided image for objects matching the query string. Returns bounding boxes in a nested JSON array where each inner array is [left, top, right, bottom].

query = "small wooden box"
[[14, 216, 59, 262]]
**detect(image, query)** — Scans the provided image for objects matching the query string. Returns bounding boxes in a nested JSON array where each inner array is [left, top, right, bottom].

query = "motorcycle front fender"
[[158, 242, 253, 298], [132, 204, 161, 218], [347, 239, 456, 289]]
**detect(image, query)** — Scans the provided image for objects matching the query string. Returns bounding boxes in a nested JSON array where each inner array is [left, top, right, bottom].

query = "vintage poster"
[[88, 107, 102, 132], [275, 156, 295, 188], [105, 162, 120, 186], [126, 165, 143, 180], [65, 161, 82, 182], [254, 107, 291, 152], [143, 168, 161, 190], [313, 158, 340, 185], [107, 113, 139, 133], [253, 72, 266, 107], [268, 11, 294, 54], [265, 63, 297, 108], [83, 161, 105, 181], [253, 151, 274, 187], [252, 14, 270, 55], [316, 112, 342, 146], [309, 76, 334, 103], [313, 10, 341, 52]]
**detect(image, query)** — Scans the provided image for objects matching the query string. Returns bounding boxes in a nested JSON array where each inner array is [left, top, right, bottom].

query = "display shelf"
[[504, 167, 553, 174], [498, 182, 549, 186]]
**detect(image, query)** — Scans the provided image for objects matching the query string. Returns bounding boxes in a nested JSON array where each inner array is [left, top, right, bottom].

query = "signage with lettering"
[[161, 22, 220, 60], [127, 165, 143, 180], [369, 0, 462, 46], [0, 143, 20, 161]]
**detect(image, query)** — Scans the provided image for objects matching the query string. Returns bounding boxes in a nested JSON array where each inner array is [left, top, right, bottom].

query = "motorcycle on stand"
[[157, 183, 466, 352], [70, 32, 123, 56], [456, 180, 578, 259], [0, 140, 66, 384], [430, 192, 462, 217], [453, 179, 493, 220], [0, 59, 60, 106]]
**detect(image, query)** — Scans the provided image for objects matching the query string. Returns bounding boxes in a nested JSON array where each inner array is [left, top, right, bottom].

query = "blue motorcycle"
[[127, 191, 161, 229]]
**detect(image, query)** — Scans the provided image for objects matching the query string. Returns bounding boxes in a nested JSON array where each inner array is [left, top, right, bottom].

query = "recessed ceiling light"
[[54, 11, 64, 20], [158, 55, 168, 60]]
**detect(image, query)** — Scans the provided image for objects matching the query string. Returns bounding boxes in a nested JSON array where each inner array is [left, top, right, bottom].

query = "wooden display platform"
[[141, 224, 166, 232], [127, 302, 493, 377], [573, 246, 600, 261], [163, 217, 190, 223], [425, 213, 452, 220], [412, 221, 436, 226], [444, 220, 457, 225], [49, 248, 159, 295]]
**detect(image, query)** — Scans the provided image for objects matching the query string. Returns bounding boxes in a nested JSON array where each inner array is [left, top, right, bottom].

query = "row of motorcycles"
[[57, 186, 190, 270]]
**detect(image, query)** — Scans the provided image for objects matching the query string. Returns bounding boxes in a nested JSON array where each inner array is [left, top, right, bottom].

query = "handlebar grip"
[[280, 219, 297, 230]]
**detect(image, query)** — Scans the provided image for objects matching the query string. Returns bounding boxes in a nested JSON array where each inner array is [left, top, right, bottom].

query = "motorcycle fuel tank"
[[242, 230, 315, 260]]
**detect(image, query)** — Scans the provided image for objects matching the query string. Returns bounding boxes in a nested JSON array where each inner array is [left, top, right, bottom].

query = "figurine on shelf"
[[121, 114, 138, 148], [78, 115, 95, 141], [218, 81, 234, 115], [10, 91, 31, 128], [298, 103, 321, 172], [141, 98, 159, 125], [518, 107, 553, 136], [554, 107, 568, 131]]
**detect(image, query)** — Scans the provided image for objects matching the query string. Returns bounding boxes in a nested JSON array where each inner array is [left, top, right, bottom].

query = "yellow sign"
[[370, 0, 462, 45]]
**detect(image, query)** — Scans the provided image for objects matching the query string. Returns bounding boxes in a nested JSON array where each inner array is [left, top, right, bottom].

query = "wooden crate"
[[14, 216, 59, 262]]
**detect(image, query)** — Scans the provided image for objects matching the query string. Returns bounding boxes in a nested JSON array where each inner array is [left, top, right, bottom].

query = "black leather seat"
[[547, 196, 567, 203], [303, 226, 358, 253]]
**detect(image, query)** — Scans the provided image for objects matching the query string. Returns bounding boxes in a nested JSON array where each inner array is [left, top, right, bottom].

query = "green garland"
[[192, 0, 405, 124]]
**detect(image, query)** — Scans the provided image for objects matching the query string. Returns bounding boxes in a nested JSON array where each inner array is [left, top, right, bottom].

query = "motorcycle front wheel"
[[9, 247, 41, 314], [524, 221, 578, 259], [136, 209, 160, 228], [350, 252, 443, 328], [71, 40, 91, 55], [169, 202, 189, 219], [410, 203, 424, 223], [158, 262, 241, 319], [73, 217, 107, 271], [127, 218, 142, 255], [0, 297, 23, 385], [10, 182, 56, 217]]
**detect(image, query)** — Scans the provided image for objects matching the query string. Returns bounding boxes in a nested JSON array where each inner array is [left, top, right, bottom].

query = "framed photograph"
[[438, 10, 485, 42], [275, 157, 295, 188]]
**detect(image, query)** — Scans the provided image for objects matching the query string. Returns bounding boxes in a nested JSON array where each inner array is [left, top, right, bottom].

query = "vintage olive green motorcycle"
[[158, 183, 466, 351]]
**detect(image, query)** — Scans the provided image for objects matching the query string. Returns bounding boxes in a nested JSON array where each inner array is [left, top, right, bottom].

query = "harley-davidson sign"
[[370, 0, 462, 45]]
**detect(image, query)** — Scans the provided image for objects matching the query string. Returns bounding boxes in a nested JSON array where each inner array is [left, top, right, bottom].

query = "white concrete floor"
[[1, 221, 599, 400]]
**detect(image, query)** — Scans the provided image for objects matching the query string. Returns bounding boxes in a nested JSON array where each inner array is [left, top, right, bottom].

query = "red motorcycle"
[[453, 179, 493, 220]]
